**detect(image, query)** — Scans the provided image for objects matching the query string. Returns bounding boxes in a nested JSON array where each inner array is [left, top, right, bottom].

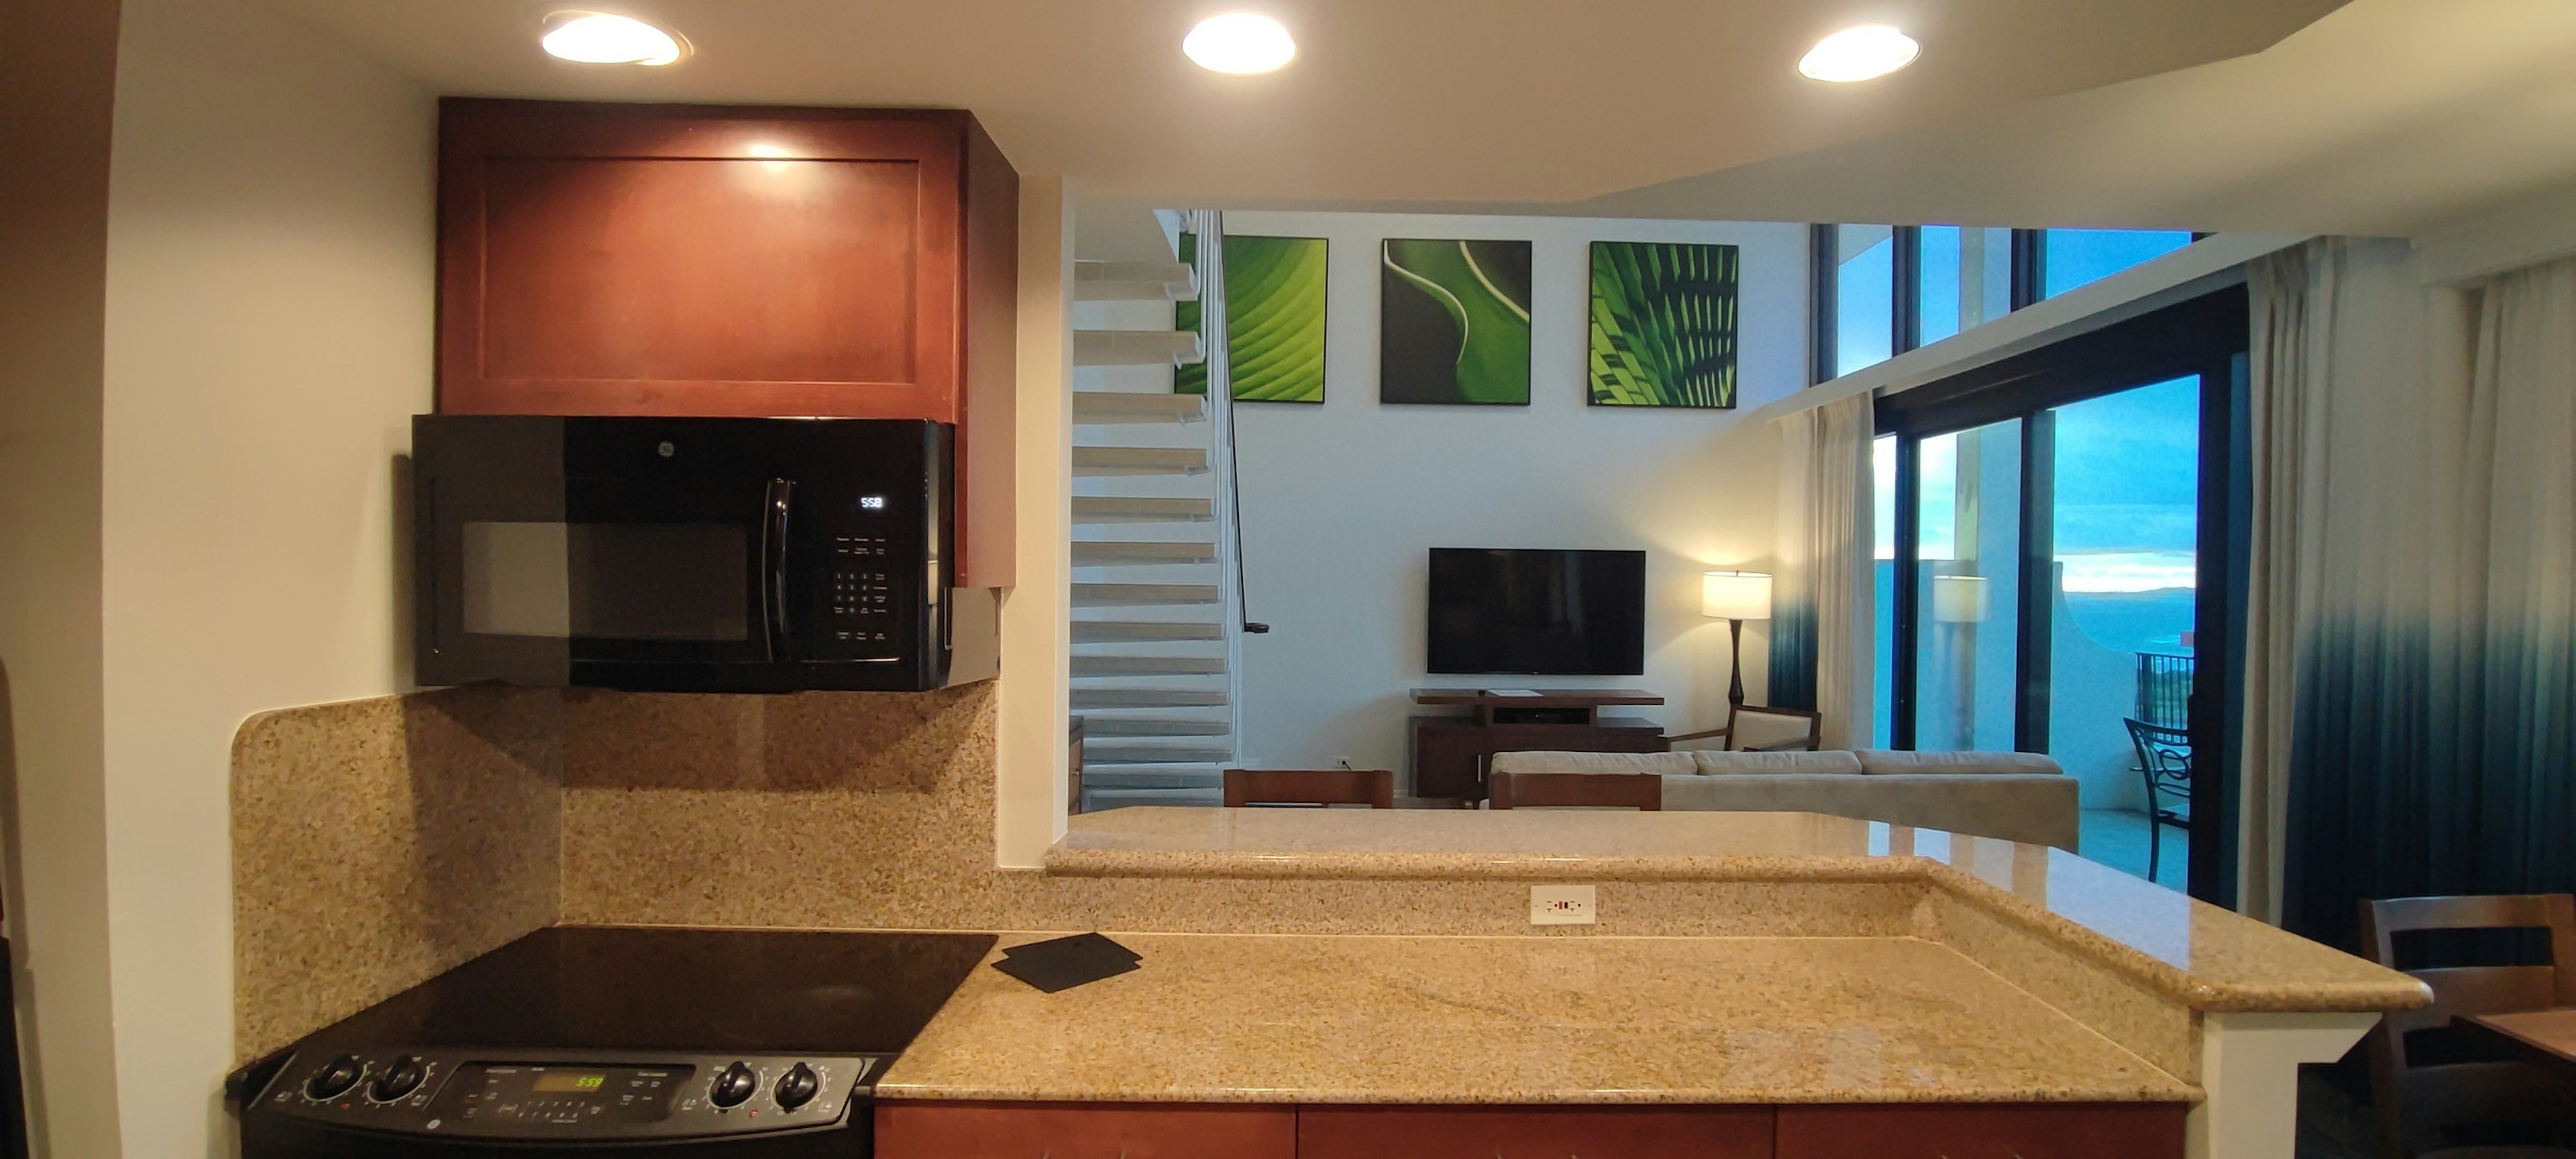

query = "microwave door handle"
[[761, 478, 795, 661]]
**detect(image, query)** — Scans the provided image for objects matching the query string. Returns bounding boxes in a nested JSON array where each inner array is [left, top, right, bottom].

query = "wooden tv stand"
[[1406, 688, 1667, 802]]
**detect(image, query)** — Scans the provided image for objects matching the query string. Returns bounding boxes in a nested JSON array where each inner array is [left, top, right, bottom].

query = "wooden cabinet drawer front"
[[1776, 1103, 2188, 1159], [873, 1101, 1297, 1159], [1298, 1107, 1774, 1159]]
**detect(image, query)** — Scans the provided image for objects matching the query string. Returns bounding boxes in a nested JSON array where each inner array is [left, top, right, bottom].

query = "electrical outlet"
[[1529, 885, 1597, 926], [1333, 756, 1354, 770]]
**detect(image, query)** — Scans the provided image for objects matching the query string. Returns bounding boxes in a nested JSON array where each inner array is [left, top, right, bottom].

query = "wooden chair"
[[1668, 704, 1822, 752], [2122, 718, 2194, 882], [1222, 768, 1395, 809], [2359, 893, 2576, 1159], [1487, 771, 1662, 811]]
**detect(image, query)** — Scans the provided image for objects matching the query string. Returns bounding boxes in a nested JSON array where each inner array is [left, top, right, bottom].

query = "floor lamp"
[[1701, 571, 1774, 712]]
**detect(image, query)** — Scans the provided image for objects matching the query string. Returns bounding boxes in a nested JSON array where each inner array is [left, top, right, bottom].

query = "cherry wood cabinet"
[[436, 99, 1018, 584], [1773, 1103, 2189, 1159], [874, 1101, 1296, 1159], [1298, 1107, 1773, 1159], [875, 1102, 2186, 1159]]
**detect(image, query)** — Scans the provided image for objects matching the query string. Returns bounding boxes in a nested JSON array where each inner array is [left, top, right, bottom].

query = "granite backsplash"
[[232, 683, 1921, 1063]]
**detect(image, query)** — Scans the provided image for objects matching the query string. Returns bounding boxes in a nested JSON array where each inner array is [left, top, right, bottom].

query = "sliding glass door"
[[1876, 288, 2246, 901], [2043, 378, 2200, 889]]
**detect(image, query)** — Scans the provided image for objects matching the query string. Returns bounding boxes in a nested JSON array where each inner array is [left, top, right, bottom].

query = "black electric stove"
[[236, 926, 996, 1158]]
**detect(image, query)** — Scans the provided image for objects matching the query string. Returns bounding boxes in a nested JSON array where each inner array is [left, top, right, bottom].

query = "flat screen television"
[[1426, 548, 1647, 675]]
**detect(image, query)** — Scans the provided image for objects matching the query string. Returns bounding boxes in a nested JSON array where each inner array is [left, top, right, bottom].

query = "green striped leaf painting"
[[1380, 239, 1532, 405], [1174, 233, 1328, 404], [1588, 241, 1739, 408]]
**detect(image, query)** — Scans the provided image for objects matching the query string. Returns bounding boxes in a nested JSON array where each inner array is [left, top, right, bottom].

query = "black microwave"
[[412, 416, 994, 693]]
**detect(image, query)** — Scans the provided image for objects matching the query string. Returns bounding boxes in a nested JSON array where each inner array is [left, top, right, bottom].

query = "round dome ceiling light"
[[1798, 25, 1920, 82], [541, 11, 687, 66], [1184, 13, 1297, 74]]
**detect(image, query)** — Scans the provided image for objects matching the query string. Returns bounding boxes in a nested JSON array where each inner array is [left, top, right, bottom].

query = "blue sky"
[[1850, 229, 2200, 593]]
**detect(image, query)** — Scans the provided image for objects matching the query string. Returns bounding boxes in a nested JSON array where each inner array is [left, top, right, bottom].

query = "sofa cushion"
[[1691, 749, 1863, 776], [1489, 751, 1697, 777], [1660, 773, 2082, 850], [1854, 749, 2063, 776]]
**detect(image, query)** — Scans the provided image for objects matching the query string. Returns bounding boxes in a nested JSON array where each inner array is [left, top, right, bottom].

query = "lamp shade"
[[1701, 571, 1773, 621], [1932, 573, 1991, 623]]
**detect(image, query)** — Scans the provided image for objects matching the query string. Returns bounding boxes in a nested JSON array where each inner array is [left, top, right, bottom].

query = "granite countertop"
[[876, 932, 2198, 1105], [1046, 808, 2430, 1015]]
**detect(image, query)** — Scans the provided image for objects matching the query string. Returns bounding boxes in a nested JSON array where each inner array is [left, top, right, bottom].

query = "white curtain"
[[1776, 393, 1876, 750], [2243, 237, 2576, 940]]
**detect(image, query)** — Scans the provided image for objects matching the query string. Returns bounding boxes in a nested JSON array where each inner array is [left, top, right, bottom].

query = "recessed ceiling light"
[[541, 11, 686, 66], [1184, 13, 1297, 74], [1799, 25, 1919, 82]]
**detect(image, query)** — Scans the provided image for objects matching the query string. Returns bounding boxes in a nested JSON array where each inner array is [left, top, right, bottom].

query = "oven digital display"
[[438, 1063, 690, 1130], [531, 1072, 607, 1093]]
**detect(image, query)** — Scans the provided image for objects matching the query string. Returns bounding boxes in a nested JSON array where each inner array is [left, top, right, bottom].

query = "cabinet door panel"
[[480, 156, 921, 386], [873, 1100, 1296, 1159], [439, 102, 961, 421], [1409, 722, 1483, 800], [1776, 1103, 2186, 1159], [1297, 1106, 1774, 1159]]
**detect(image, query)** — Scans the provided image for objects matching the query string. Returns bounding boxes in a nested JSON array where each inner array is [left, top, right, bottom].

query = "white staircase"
[[1069, 243, 1237, 810]]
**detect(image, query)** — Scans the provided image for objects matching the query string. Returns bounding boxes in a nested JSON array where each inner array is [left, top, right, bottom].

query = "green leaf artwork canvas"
[[1379, 238, 1532, 405], [1589, 240, 1739, 408], [1175, 233, 1328, 403]]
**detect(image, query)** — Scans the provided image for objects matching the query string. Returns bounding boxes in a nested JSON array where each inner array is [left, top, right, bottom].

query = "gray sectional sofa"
[[1485, 748, 2081, 851]]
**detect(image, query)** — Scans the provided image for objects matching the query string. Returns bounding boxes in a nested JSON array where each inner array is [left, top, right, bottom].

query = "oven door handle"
[[761, 478, 795, 661]]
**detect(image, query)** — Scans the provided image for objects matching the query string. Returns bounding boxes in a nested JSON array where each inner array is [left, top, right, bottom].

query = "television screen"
[[1426, 548, 1646, 675]]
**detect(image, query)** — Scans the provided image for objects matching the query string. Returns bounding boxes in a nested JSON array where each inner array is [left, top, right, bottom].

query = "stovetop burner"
[[313, 926, 999, 1055]]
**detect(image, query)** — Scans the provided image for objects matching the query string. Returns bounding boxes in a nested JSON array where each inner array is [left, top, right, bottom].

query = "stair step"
[[1075, 329, 1204, 368], [1072, 655, 1228, 677], [1080, 785, 1224, 811], [1073, 541, 1218, 567], [1075, 715, 1233, 736], [1073, 496, 1214, 524], [1083, 765, 1224, 787], [1072, 687, 1229, 710], [1073, 392, 1205, 426], [1084, 740, 1236, 764], [1072, 584, 1221, 607], [1073, 620, 1224, 644], [1075, 260, 1198, 302], [1073, 446, 1208, 478]]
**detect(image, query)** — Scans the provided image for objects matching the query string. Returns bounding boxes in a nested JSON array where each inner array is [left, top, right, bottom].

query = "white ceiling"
[[264, 0, 2345, 208], [1556, 0, 2576, 235]]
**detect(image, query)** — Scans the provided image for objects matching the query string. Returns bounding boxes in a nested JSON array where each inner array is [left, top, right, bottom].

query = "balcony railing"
[[2133, 652, 2194, 728]]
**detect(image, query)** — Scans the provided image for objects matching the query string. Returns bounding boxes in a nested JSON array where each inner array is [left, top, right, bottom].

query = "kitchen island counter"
[[877, 930, 2197, 1105]]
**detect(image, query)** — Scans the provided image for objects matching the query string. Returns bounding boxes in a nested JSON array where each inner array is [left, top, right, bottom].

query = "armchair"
[[1670, 704, 1823, 753]]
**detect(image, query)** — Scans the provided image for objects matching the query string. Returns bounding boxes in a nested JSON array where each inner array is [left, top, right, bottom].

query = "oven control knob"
[[305, 1054, 364, 1101], [710, 1062, 757, 1108], [370, 1055, 427, 1102], [773, 1062, 819, 1110]]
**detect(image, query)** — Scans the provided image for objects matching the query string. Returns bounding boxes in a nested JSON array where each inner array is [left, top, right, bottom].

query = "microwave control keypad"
[[830, 536, 895, 643]]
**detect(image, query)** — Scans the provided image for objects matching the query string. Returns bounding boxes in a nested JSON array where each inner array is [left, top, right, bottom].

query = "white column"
[[994, 176, 1074, 868], [2188, 1010, 2378, 1159]]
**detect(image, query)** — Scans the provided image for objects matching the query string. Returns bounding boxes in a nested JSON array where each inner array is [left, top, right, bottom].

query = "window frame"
[[1872, 284, 2250, 903], [1813, 225, 2157, 384]]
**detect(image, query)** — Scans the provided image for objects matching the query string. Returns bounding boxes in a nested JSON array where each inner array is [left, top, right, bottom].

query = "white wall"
[[0, 0, 127, 1154], [996, 177, 1074, 868], [98, 0, 436, 1153], [1222, 212, 1807, 781]]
